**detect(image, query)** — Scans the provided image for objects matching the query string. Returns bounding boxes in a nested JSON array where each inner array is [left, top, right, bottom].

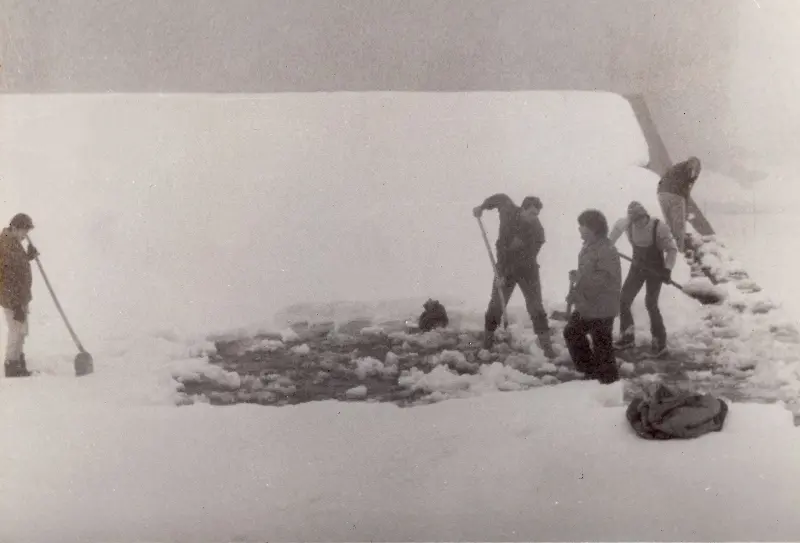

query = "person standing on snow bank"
[[472, 194, 555, 357], [657, 156, 701, 254], [564, 209, 621, 384], [609, 201, 678, 356], [0, 213, 39, 377]]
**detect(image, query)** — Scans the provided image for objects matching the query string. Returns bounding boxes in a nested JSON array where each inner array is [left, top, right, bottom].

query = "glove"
[[494, 275, 507, 289], [13, 306, 25, 323], [27, 244, 39, 260], [661, 269, 672, 284], [568, 269, 577, 283], [472, 206, 483, 218], [566, 289, 577, 304]]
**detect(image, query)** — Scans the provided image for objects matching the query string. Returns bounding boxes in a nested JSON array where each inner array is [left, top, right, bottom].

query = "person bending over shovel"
[[609, 201, 678, 356], [657, 156, 701, 255], [0, 213, 39, 377], [473, 194, 555, 358], [564, 210, 621, 384]]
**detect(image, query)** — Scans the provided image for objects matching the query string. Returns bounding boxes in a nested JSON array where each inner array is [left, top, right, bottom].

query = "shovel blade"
[[692, 292, 724, 305], [75, 351, 94, 376]]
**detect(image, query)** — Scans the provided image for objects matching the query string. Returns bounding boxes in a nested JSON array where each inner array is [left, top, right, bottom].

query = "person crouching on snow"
[[609, 201, 678, 356], [564, 210, 621, 384], [657, 156, 701, 254], [472, 194, 555, 358]]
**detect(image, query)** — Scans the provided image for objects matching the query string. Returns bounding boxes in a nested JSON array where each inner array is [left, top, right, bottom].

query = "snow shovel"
[[476, 216, 509, 329], [551, 278, 575, 321], [617, 252, 724, 306], [27, 236, 94, 376]]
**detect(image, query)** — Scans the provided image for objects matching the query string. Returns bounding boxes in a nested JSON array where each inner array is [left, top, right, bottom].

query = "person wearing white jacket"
[[609, 201, 678, 356]]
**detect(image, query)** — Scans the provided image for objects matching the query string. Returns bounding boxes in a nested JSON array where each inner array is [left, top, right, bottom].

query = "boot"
[[4, 355, 31, 378], [651, 339, 668, 358], [614, 335, 635, 350], [482, 331, 495, 350], [18, 353, 31, 376], [483, 314, 500, 350], [535, 332, 557, 359], [5, 360, 26, 378]]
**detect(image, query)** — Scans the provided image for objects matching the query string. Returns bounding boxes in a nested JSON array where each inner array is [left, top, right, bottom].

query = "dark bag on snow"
[[626, 383, 729, 440], [418, 299, 449, 332]]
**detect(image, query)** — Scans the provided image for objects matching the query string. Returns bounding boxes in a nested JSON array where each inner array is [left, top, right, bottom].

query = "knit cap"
[[627, 201, 648, 220]]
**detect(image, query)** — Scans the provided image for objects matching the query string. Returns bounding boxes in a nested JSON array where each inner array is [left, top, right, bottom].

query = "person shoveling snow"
[[0, 213, 38, 378], [657, 156, 702, 255], [473, 194, 556, 358], [609, 201, 679, 357]]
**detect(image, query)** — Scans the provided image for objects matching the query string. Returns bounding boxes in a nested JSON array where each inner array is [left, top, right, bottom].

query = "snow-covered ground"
[[1, 92, 799, 542]]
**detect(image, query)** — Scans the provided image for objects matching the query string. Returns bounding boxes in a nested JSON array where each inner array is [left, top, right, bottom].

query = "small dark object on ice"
[[418, 299, 449, 332]]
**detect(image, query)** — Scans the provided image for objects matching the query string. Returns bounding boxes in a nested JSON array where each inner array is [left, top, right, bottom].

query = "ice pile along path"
[[682, 225, 800, 412]]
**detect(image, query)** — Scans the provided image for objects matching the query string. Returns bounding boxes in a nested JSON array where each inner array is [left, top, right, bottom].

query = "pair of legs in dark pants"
[[563, 313, 618, 383], [619, 266, 666, 345], [484, 265, 549, 336]]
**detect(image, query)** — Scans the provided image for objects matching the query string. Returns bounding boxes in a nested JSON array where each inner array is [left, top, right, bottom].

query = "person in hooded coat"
[[609, 201, 678, 356], [0, 213, 39, 377], [564, 209, 621, 383]]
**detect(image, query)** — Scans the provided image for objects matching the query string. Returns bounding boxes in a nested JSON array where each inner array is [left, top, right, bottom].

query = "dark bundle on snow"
[[418, 299, 449, 332]]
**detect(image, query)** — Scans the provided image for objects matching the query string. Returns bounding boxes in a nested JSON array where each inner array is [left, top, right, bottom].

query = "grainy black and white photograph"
[[2, 1, 800, 541]]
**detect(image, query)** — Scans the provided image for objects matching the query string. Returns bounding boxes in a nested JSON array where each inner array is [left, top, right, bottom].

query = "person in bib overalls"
[[608, 201, 678, 356]]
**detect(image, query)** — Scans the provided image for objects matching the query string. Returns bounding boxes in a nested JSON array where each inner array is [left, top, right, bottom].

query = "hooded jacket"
[[0, 228, 34, 309], [572, 236, 622, 319], [657, 159, 699, 199], [478, 193, 545, 277]]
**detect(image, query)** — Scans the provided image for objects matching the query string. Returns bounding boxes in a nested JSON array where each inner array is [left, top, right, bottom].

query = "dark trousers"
[[563, 313, 618, 383], [485, 265, 549, 335], [619, 266, 666, 344]]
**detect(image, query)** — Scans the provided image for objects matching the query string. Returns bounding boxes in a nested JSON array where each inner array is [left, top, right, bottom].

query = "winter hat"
[[627, 201, 648, 220], [9, 213, 34, 229], [521, 196, 543, 210]]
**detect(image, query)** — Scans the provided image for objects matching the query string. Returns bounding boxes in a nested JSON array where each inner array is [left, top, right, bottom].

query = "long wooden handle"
[[476, 216, 509, 328], [566, 279, 575, 316], [27, 236, 86, 352], [616, 251, 682, 289]]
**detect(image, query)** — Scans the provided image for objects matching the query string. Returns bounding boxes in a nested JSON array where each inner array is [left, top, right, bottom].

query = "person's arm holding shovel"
[[26, 240, 39, 261], [655, 220, 678, 284]]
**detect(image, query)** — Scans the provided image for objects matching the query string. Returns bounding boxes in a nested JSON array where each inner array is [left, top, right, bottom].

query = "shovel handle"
[[26, 236, 86, 352], [476, 216, 509, 328], [616, 251, 683, 289], [566, 279, 575, 317]]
